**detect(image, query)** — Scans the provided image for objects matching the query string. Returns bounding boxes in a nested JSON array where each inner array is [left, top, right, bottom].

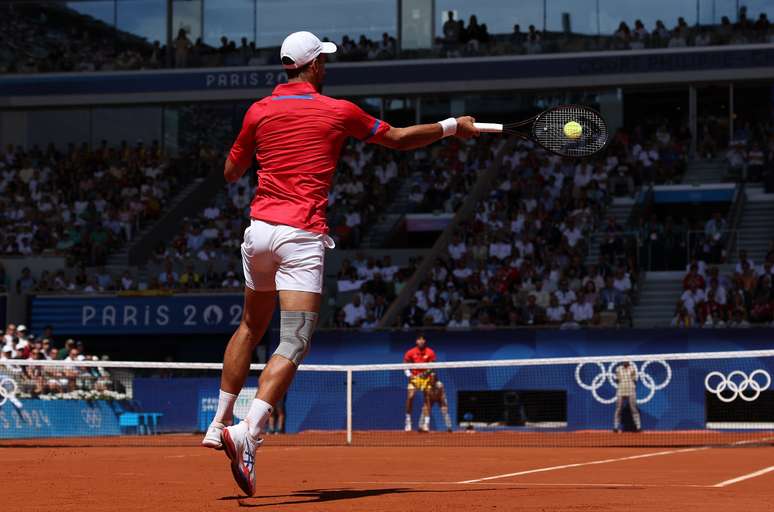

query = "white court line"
[[713, 466, 774, 488], [457, 447, 708, 484], [731, 436, 774, 446], [344, 481, 707, 488]]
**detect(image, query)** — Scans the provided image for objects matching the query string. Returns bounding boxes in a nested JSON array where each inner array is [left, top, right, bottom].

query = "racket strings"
[[533, 105, 608, 158]]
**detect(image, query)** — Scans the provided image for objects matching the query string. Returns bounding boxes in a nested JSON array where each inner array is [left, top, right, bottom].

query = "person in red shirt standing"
[[201, 31, 479, 496], [403, 334, 437, 432]]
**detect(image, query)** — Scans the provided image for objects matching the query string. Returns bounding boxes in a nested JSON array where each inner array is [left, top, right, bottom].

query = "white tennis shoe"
[[201, 421, 226, 449], [404, 417, 412, 432], [222, 421, 262, 496]]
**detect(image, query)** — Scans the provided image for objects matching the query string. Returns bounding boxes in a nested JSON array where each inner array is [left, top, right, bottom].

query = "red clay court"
[[4, 433, 773, 512]]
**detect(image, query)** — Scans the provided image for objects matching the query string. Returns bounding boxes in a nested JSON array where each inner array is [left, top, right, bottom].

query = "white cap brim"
[[320, 41, 337, 54]]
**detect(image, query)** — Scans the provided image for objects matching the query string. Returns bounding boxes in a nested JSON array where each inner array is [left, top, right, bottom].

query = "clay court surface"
[[3, 434, 774, 511]]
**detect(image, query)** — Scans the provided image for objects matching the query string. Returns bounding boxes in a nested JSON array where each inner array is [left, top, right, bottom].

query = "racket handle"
[[473, 122, 503, 133]]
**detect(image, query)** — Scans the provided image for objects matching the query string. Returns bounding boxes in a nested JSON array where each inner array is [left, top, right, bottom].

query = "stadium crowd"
[[388, 119, 697, 330], [672, 248, 774, 328], [331, 137, 500, 327], [393, 127, 662, 330], [2, 2, 772, 73], [0, 140, 207, 266], [0, 322, 119, 399], [723, 120, 774, 184], [333, 255, 420, 328]]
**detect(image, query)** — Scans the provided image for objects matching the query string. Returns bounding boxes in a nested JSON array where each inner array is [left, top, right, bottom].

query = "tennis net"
[[1, 349, 773, 447]]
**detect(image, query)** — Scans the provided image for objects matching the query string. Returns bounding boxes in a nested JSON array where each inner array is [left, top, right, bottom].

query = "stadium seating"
[[2, 2, 772, 74], [0, 140, 211, 272]]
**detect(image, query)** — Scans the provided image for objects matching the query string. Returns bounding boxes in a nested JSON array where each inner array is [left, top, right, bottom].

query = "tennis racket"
[[473, 104, 608, 158]]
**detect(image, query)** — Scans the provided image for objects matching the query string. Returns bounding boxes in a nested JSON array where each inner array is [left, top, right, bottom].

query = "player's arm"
[[224, 104, 259, 183], [403, 350, 412, 378], [224, 158, 249, 183], [340, 100, 478, 152], [379, 117, 480, 151]]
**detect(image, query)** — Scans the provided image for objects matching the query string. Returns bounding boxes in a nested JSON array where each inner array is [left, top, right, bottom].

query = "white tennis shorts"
[[241, 219, 335, 294]]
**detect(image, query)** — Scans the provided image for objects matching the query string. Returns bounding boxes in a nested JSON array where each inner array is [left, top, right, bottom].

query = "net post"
[[346, 369, 353, 445]]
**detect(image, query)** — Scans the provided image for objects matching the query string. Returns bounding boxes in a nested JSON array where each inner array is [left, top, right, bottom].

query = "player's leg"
[[613, 396, 623, 432], [439, 389, 453, 432], [628, 396, 642, 431], [223, 290, 319, 495], [276, 396, 286, 434], [267, 410, 276, 435], [223, 226, 325, 495], [419, 393, 431, 432], [203, 288, 275, 449], [405, 386, 416, 431]]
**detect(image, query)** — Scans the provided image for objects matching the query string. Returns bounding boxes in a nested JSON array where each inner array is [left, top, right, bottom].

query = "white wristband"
[[438, 117, 457, 137]]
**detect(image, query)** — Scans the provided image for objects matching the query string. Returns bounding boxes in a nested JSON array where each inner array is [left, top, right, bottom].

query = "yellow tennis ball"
[[564, 121, 582, 139]]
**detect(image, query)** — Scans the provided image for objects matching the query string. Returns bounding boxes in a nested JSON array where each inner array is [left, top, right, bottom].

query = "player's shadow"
[[220, 487, 498, 507]]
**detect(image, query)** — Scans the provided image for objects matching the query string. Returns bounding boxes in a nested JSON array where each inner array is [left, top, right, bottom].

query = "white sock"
[[405, 414, 411, 425], [213, 390, 237, 424], [246, 398, 273, 439]]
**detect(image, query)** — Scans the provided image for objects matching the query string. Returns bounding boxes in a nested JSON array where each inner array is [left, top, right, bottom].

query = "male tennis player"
[[613, 361, 642, 433], [201, 31, 479, 496], [418, 372, 453, 433], [403, 334, 437, 431]]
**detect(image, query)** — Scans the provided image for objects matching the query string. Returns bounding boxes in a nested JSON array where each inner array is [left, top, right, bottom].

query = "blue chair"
[[119, 412, 141, 434], [119, 412, 163, 435], [140, 412, 163, 435]]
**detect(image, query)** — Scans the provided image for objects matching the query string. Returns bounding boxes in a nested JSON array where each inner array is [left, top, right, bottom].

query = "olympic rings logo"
[[0, 377, 22, 408], [574, 360, 672, 404], [704, 370, 771, 403], [81, 408, 103, 429]]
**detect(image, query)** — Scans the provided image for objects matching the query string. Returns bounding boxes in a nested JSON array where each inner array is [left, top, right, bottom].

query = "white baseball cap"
[[280, 31, 337, 69]]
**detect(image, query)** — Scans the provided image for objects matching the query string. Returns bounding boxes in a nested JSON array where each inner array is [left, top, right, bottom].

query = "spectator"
[[728, 308, 751, 328], [401, 297, 425, 328], [726, 142, 747, 178], [174, 28, 192, 68], [342, 295, 367, 327], [16, 267, 36, 294], [447, 309, 470, 329], [442, 11, 461, 45], [221, 271, 241, 289], [703, 212, 727, 262], [554, 279, 577, 307], [545, 295, 566, 325], [520, 294, 545, 326], [671, 302, 695, 327]]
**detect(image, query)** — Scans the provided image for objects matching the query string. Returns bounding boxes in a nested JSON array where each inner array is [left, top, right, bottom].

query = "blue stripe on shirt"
[[365, 119, 381, 140], [272, 94, 314, 100]]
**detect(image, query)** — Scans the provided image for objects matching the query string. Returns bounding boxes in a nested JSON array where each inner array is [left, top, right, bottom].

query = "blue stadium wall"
[[178, 329, 774, 436], [4, 328, 771, 439]]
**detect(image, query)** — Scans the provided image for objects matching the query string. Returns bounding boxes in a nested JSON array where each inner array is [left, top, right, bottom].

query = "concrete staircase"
[[360, 172, 420, 249], [682, 158, 727, 185], [585, 197, 635, 265], [736, 186, 774, 263], [632, 272, 684, 328]]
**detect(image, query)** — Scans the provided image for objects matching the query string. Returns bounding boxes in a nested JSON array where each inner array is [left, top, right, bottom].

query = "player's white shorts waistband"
[[241, 219, 335, 294]]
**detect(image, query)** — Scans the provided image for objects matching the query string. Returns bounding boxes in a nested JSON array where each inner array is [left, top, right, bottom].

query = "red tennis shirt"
[[228, 81, 392, 234], [404, 346, 437, 376]]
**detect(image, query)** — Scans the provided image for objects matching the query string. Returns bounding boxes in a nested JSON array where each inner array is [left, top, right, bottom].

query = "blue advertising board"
[[306, 328, 774, 365], [3, 45, 774, 97], [30, 294, 244, 335], [184, 353, 773, 434], [0, 399, 121, 439]]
